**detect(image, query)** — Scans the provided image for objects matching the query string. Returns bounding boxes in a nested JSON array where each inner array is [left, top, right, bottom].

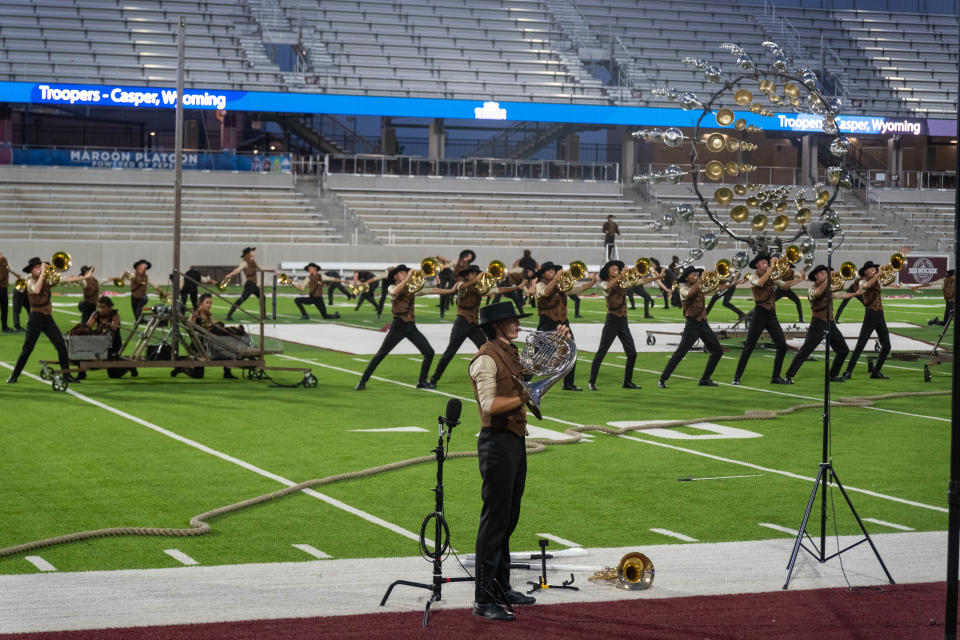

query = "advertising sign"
[[899, 255, 950, 285]]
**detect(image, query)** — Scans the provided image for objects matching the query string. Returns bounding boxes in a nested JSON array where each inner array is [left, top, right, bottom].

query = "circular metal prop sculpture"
[[633, 40, 852, 271]]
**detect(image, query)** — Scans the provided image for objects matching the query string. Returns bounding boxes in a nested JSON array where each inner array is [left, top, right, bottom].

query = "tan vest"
[[27, 276, 52, 315], [456, 286, 482, 324], [470, 339, 526, 437], [751, 277, 778, 311], [537, 286, 567, 323], [944, 275, 955, 303], [391, 285, 416, 322], [243, 259, 258, 284], [82, 278, 100, 305], [605, 283, 627, 317], [683, 287, 706, 321], [130, 271, 148, 298], [862, 280, 883, 311], [810, 286, 834, 322], [308, 272, 323, 298]]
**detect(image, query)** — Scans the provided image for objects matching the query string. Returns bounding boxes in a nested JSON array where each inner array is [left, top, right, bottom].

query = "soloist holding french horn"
[[468, 301, 574, 621]]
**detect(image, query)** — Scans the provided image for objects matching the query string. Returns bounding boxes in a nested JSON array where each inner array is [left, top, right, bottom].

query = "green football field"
[[0, 285, 951, 576]]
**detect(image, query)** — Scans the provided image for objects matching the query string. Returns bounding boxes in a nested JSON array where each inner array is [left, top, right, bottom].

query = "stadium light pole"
[[170, 15, 185, 361], [944, 19, 959, 638]]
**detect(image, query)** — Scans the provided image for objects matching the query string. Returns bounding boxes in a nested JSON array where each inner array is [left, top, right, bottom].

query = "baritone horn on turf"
[[878, 252, 904, 286], [44, 251, 71, 286], [556, 260, 587, 292], [590, 552, 655, 590], [513, 328, 576, 420], [407, 257, 439, 294]]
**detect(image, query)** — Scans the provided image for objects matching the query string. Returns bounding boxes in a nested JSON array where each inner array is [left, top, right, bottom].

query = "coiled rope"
[[0, 389, 947, 559]]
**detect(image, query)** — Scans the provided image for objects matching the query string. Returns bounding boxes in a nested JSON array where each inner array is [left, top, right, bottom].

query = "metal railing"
[[866, 169, 957, 190]]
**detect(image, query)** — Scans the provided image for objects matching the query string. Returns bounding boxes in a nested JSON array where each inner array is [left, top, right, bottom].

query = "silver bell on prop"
[[660, 211, 677, 227], [698, 233, 718, 251], [732, 250, 750, 270], [663, 164, 685, 184], [675, 203, 696, 222], [662, 128, 686, 148], [799, 236, 816, 255], [688, 247, 704, 260], [829, 136, 850, 157]]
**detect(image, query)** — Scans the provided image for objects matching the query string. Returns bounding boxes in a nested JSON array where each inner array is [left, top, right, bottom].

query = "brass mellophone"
[[407, 257, 438, 294], [556, 260, 587, 292], [43, 251, 72, 287]]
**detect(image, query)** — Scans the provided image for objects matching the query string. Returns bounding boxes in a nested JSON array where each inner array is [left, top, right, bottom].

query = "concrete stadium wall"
[[0, 165, 294, 188], [325, 174, 622, 196]]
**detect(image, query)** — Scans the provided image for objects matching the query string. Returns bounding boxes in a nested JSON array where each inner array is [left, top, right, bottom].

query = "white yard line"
[[650, 528, 699, 542], [863, 518, 915, 531], [163, 549, 199, 566], [758, 523, 799, 536], [23, 556, 56, 572], [291, 544, 332, 559], [534, 533, 582, 548]]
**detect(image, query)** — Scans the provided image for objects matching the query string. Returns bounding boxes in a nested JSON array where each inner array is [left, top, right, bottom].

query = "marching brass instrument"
[[590, 552, 655, 591], [713, 187, 733, 205], [348, 282, 369, 296], [475, 260, 507, 296], [407, 257, 439, 294], [715, 108, 735, 126], [277, 273, 294, 285], [217, 277, 231, 291], [784, 244, 802, 264], [878, 252, 904, 286], [43, 251, 72, 287], [488, 260, 505, 281], [699, 270, 721, 295], [14, 277, 27, 293], [513, 328, 577, 421], [556, 260, 587, 293], [704, 160, 724, 181], [840, 261, 857, 280], [768, 257, 793, 283], [113, 270, 132, 287], [716, 258, 733, 279], [156, 288, 170, 303], [618, 257, 651, 290], [831, 262, 857, 292]]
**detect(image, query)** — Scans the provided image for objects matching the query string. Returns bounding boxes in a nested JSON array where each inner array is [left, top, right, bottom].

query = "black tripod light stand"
[[380, 399, 477, 627], [783, 227, 895, 589]]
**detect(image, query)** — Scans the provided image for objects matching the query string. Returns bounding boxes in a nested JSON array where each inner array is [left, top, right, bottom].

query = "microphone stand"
[[380, 410, 479, 628], [783, 233, 894, 589]]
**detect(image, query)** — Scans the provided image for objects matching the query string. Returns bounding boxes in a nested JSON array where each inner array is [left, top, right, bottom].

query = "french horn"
[[514, 329, 576, 421]]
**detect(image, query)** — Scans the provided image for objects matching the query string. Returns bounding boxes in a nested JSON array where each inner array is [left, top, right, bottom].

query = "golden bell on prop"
[[768, 94, 782, 104], [815, 190, 830, 208], [705, 160, 724, 180], [734, 119, 747, 130], [772, 214, 789, 232], [706, 133, 726, 152], [725, 138, 740, 152], [746, 196, 760, 207], [789, 96, 803, 107], [795, 194, 807, 206], [775, 200, 788, 212], [730, 204, 750, 222], [715, 108, 735, 126], [740, 163, 756, 173], [784, 81, 800, 98], [758, 78, 775, 94], [713, 187, 734, 205], [751, 213, 768, 231], [733, 183, 747, 195], [749, 102, 763, 113], [795, 207, 812, 224], [760, 109, 774, 117], [725, 161, 740, 176], [760, 200, 774, 212], [734, 89, 753, 105], [746, 124, 760, 132]]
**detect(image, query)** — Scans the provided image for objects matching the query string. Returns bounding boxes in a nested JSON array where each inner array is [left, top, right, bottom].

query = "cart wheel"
[[873, 340, 881, 352], [646, 334, 656, 346], [243, 367, 257, 380], [40, 364, 54, 381], [303, 373, 317, 388], [255, 369, 267, 380], [51, 375, 68, 392]]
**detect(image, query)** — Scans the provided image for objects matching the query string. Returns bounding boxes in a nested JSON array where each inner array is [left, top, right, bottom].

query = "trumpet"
[[113, 270, 132, 287], [43, 251, 72, 287], [556, 260, 587, 292], [407, 257, 439, 294], [878, 253, 904, 286]]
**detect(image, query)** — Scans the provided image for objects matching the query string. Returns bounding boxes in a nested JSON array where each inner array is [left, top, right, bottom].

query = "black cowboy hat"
[[23, 257, 42, 273], [79, 265, 92, 275], [808, 264, 829, 282], [305, 262, 320, 271], [536, 261, 559, 279], [749, 253, 771, 269], [460, 264, 481, 276], [859, 260, 881, 277], [478, 301, 531, 326], [241, 246, 256, 257], [600, 259, 625, 281], [133, 259, 151, 270], [678, 266, 703, 283], [387, 264, 409, 285]]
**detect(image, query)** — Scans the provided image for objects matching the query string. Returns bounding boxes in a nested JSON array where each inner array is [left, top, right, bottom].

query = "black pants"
[[627, 285, 654, 316], [845, 308, 891, 376], [430, 316, 485, 384], [834, 291, 863, 322], [785, 318, 848, 379], [354, 285, 379, 311], [589, 314, 637, 384], [78, 301, 96, 325], [733, 306, 788, 379], [11, 311, 70, 378], [660, 317, 723, 382], [226, 281, 259, 319], [943, 302, 954, 325], [475, 428, 526, 602], [0, 286, 7, 329], [131, 296, 148, 323], [295, 295, 337, 319], [180, 286, 198, 310], [706, 286, 745, 318], [537, 316, 576, 387], [377, 284, 389, 316], [493, 288, 525, 314], [327, 281, 352, 306], [359, 318, 434, 385], [569, 294, 581, 317], [775, 288, 804, 322], [12, 289, 26, 328]]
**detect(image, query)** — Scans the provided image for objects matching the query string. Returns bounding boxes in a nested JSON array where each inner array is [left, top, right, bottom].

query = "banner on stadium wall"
[[1, 146, 292, 172], [0, 80, 944, 134], [898, 255, 950, 285]]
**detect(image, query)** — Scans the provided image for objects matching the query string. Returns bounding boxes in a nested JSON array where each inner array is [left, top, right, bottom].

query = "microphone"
[[444, 398, 462, 427], [806, 220, 839, 239]]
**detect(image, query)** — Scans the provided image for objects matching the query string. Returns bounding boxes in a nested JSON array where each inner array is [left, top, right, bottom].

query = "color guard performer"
[[7, 257, 77, 384], [128, 259, 165, 322], [841, 260, 892, 380], [71, 266, 99, 324], [731, 255, 803, 386], [224, 247, 273, 321], [355, 264, 454, 390], [184, 292, 239, 379], [0, 250, 10, 333], [535, 261, 596, 391], [351, 269, 382, 313], [325, 270, 353, 307], [429, 265, 521, 387], [588, 260, 661, 391], [658, 266, 724, 388], [81, 296, 136, 379], [294, 263, 341, 320], [926, 269, 955, 326], [784, 265, 860, 383]]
